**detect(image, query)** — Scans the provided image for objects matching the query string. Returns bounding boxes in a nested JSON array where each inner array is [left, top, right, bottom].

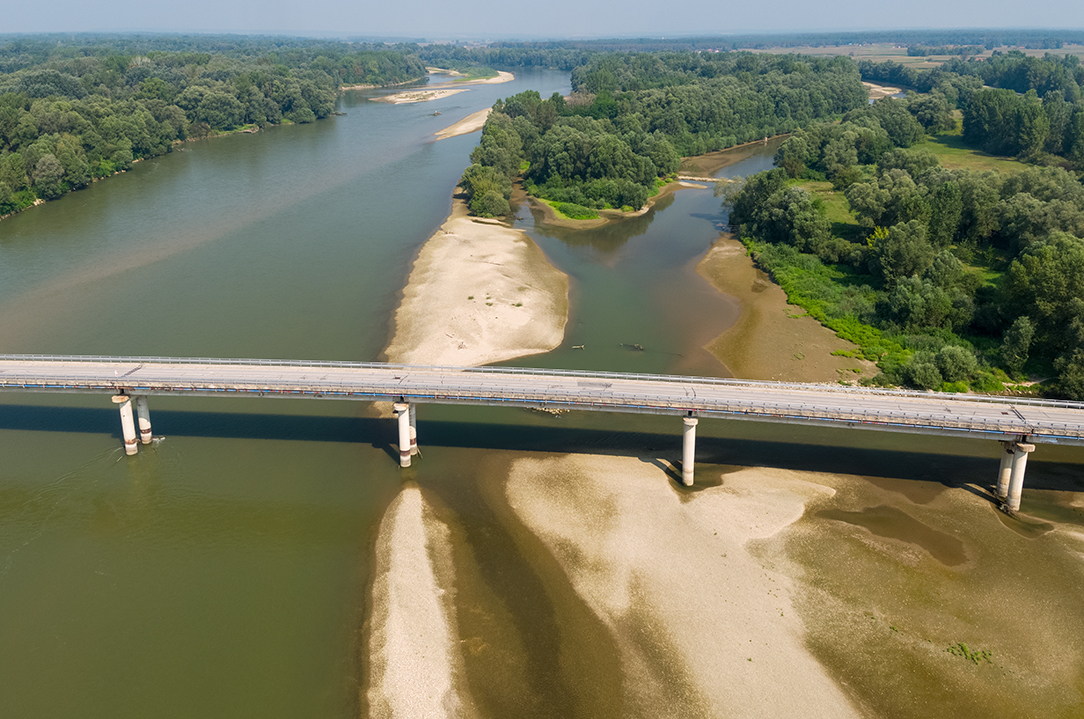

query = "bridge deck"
[[2, 355, 1084, 445]]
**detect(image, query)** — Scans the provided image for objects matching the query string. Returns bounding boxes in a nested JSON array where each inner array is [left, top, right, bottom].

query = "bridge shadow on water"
[[1, 403, 1083, 495]]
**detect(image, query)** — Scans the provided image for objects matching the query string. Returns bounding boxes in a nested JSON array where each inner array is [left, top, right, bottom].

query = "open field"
[[745, 43, 1084, 67], [911, 134, 1029, 174]]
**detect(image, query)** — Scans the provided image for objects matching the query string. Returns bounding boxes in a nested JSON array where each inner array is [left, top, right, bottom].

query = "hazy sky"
[[5, 0, 1084, 40]]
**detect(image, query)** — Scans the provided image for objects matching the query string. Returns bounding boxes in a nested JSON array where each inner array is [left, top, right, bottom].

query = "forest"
[[728, 84, 1084, 399], [459, 52, 867, 218], [859, 52, 1084, 162], [0, 36, 427, 215]]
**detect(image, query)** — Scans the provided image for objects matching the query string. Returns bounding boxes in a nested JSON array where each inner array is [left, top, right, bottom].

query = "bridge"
[[3, 354, 1084, 512]]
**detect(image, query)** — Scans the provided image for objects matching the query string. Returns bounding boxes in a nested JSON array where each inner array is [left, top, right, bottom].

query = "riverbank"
[[696, 237, 873, 382], [383, 196, 568, 366]]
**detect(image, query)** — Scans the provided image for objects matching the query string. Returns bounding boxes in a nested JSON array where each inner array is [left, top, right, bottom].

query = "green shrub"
[[553, 201, 599, 219]]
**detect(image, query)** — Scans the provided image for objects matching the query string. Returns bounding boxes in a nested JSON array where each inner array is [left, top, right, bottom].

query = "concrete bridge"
[[3, 354, 1084, 513]]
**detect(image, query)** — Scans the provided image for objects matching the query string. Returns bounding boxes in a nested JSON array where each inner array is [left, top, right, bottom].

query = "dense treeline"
[[906, 45, 985, 57], [861, 52, 1084, 165], [942, 51, 1084, 99], [460, 52, 867, 217], [730, 97, 1084, 398], [415, 45, 588, 72], [0, 35, 428, 215], [481, 30, 1084, 53]]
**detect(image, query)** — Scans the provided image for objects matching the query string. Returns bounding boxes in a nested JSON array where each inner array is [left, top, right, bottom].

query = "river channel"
[[1, 68, 1083, 718]]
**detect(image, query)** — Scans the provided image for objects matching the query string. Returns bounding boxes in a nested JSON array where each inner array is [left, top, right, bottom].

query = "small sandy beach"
[[372, 88, 469, 104], [383, 197, 568, 366], [435, 108, 492, 140], [376, 71, 515, 105], [427, 68, 515, 86], [863, 81, 902, 100]]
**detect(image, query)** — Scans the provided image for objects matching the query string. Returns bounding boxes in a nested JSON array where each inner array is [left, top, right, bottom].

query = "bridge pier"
[[409, 403, 418, 456], [134, 396, 152, 444], [112, 395, 138, 456], [1004, 442, 1035, 513], [996, 442, 1014, 500], [394, 402, 412, 468], [682, 415, 698, 486]]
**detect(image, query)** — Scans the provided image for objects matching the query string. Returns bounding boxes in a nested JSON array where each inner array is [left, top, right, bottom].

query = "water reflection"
[[524, 193, 674, 256]]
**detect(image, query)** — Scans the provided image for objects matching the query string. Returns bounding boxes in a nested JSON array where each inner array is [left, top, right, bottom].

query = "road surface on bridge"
[[2, 355, 1084, 446]]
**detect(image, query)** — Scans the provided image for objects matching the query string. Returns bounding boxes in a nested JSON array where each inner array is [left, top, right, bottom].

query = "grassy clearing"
[[797, 180, 865, 241], [912, 134, 1028, 173]]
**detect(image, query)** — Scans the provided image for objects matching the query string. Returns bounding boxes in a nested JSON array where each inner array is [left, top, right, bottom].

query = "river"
[[1, 69, 1082, 718]]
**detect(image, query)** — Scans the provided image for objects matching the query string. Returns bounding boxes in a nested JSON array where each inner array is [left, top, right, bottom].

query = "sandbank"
[[383, 197, 568, 366], [434, 108, 492, 141], [696, 237, 873, 382], [372, 88, 469, 105], [863, 81, 902, 100], [427, 68, 515, 85], [366, 485, 476, 718], [504, 453, 864, 717]]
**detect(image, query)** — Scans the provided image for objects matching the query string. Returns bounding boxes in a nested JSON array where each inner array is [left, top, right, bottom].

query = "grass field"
[[911, 134, 1029, 173], [797, 180, 865, 240]]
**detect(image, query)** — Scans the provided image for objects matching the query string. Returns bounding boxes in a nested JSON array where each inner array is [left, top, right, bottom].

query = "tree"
[[927, 181, 963, 246], [908, 92, 954, 133], [31, 153, 65, 199], [870, 220, 935, 283], [472, 190, 510, 217], [1001, 316, 1035, 375], [936, 345, 978, 382]]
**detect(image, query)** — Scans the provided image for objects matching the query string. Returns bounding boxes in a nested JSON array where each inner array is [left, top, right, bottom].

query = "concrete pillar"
[[408, 403, 418, 456], [112, 395, 138, 456], [1005, 442, 1035, 513], [681, 416, 698, 487], [393, 403, 411, 468], [996, 442, 1014, 500], [134, 396, 152, 445]]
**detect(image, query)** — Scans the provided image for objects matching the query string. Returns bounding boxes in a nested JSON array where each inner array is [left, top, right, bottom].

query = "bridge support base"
[[996, 442, 1014, 500], [1004, 442, 1035, 513], [394, 403, 412, 468], [682, 415, 698, 486], [112, 395, 138, 456], [135, 396, 152, 444]]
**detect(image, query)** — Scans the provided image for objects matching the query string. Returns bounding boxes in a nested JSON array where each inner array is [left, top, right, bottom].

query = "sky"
[[3, 0, 1084, 40]]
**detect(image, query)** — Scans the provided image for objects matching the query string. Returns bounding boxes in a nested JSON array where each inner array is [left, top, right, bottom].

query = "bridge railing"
[[6, 371, 1084, 440], [3, 353, 1083, 411]]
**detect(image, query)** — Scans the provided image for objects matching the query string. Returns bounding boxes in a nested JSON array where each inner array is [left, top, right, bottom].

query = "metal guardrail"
[[2, 354, 1081, 410]]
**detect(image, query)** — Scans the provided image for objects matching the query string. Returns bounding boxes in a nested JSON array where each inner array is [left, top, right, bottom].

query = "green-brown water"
[[1, 69, 1083, 718]]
